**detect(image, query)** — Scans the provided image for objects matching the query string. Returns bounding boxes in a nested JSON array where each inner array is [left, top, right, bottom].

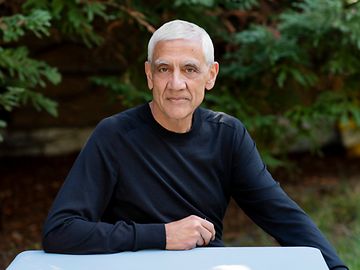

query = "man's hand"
[[164, 215, 216, 250]]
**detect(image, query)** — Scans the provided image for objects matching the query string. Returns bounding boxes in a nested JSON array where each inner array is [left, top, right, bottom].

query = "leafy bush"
[[214, 0, 360, 164], [1, 0, 360, 165], [0, 8, 61, 141]]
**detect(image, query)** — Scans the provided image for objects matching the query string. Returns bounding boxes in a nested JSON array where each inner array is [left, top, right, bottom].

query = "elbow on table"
[[42, 223, 79, 254], [42, 229, 64, 253], [41, 217, 85, 254]]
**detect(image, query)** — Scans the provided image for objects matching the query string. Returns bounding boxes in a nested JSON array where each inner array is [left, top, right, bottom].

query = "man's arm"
[[42, 119, 165, 253], [230, 124, 349, 270]]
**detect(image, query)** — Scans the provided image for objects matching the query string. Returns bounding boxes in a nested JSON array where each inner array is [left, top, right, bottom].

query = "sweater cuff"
[[331, 267, 349, 270], [133, 223, 166, 251]]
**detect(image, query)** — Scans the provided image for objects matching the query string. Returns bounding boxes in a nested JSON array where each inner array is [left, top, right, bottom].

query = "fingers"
[[196, 233, 205, 246], [197, 224, 213, 246], [200, 218, 216, 241], [165, 215, 216, 250], [189, 215, 215, 246]]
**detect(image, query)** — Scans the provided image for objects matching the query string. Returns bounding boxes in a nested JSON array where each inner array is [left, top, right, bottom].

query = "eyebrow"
[[183, 60, 201, 67], [153, 59, 201, 68], [153, 59, 169, 67]]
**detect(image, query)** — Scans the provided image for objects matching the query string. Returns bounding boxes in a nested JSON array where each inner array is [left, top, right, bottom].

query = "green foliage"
[[0, 9, 51, 42], [0, 87, 58, 115], [0, 0, 111, 141], [1, 0, 360, 165], [216, 0, 360, 160], [175, 0, 215, 7], [0, 7, 61, 141], [22, 0, 109, 47], [0, 46, 61, 87], [222, 0, 259, 10]]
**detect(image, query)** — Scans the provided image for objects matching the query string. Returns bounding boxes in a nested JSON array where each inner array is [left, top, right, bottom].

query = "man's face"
[[145, 39, 219, 131]]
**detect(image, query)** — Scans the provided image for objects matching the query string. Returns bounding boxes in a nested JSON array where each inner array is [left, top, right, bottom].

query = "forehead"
[[152, 39, 206, 65]]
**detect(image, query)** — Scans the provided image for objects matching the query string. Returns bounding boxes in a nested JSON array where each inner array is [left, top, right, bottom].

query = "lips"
[[167, 97, 190, 101]]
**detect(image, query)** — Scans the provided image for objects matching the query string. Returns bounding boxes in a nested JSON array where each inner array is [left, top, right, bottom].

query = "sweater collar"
[[142, 102, 201, 140]]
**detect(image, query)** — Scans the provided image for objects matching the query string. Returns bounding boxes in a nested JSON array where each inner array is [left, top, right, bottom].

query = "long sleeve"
[[230, 125, 348, 270], [42, 118, 165, 254]]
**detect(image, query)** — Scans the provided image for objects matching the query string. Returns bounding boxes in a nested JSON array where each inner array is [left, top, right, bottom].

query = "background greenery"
[[1, 0, 360, 164]]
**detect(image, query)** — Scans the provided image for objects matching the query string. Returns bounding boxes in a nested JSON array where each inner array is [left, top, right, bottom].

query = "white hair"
[[147, 19, 215, 64]]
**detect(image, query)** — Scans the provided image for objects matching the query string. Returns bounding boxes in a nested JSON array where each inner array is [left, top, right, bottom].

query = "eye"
[[158, 67, 168, 73], [185, 67, 197, 73]]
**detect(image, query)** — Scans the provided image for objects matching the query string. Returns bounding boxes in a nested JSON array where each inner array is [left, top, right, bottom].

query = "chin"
[[166, 110, 193, 120]]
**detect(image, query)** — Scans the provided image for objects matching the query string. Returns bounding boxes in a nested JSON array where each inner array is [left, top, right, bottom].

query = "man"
[[42, 20, 348, 270]]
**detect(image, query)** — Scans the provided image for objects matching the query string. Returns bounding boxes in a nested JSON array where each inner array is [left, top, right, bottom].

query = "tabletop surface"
[[7, 247, 329, 270]]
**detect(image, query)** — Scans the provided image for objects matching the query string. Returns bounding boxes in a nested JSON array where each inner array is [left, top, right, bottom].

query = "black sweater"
[[42, 103, 348, 270]]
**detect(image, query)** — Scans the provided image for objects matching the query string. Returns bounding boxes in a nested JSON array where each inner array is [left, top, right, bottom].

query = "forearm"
[[231, 123, 348, 269], [42, 218, 166, 254], [235, 183, 348, 270]]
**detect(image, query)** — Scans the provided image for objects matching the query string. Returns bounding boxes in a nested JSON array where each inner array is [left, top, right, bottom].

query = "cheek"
[[192, 80, 208, 96], [190, 87, 206, 106], [153, 76, 168, 89]]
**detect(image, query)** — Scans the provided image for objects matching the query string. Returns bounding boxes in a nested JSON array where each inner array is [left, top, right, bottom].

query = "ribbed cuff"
[[133, 223, 166, 251]]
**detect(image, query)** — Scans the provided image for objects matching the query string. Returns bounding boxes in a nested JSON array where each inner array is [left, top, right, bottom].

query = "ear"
[[145, 61, 154, 90], [205, 62, 219, 91]]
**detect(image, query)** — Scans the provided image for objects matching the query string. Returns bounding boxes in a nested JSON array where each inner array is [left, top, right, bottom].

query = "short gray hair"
[[147, 19, 215, 64]]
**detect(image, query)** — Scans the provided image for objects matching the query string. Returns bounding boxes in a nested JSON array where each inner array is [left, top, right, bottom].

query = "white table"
[[6, 247, 329, 270]]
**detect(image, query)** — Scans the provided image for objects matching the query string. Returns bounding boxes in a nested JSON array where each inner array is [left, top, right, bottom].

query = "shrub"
[[1, 0, 360, 166]]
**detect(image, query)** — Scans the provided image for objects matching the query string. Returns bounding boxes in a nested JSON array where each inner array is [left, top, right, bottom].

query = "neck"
[[149, 102, 192, 133]]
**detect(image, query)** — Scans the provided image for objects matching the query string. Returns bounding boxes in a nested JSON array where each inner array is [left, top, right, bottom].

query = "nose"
[[168, 70, 186, 90]]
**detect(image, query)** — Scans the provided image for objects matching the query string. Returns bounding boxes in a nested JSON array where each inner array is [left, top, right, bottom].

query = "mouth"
[[167, 97, 190, 101]]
